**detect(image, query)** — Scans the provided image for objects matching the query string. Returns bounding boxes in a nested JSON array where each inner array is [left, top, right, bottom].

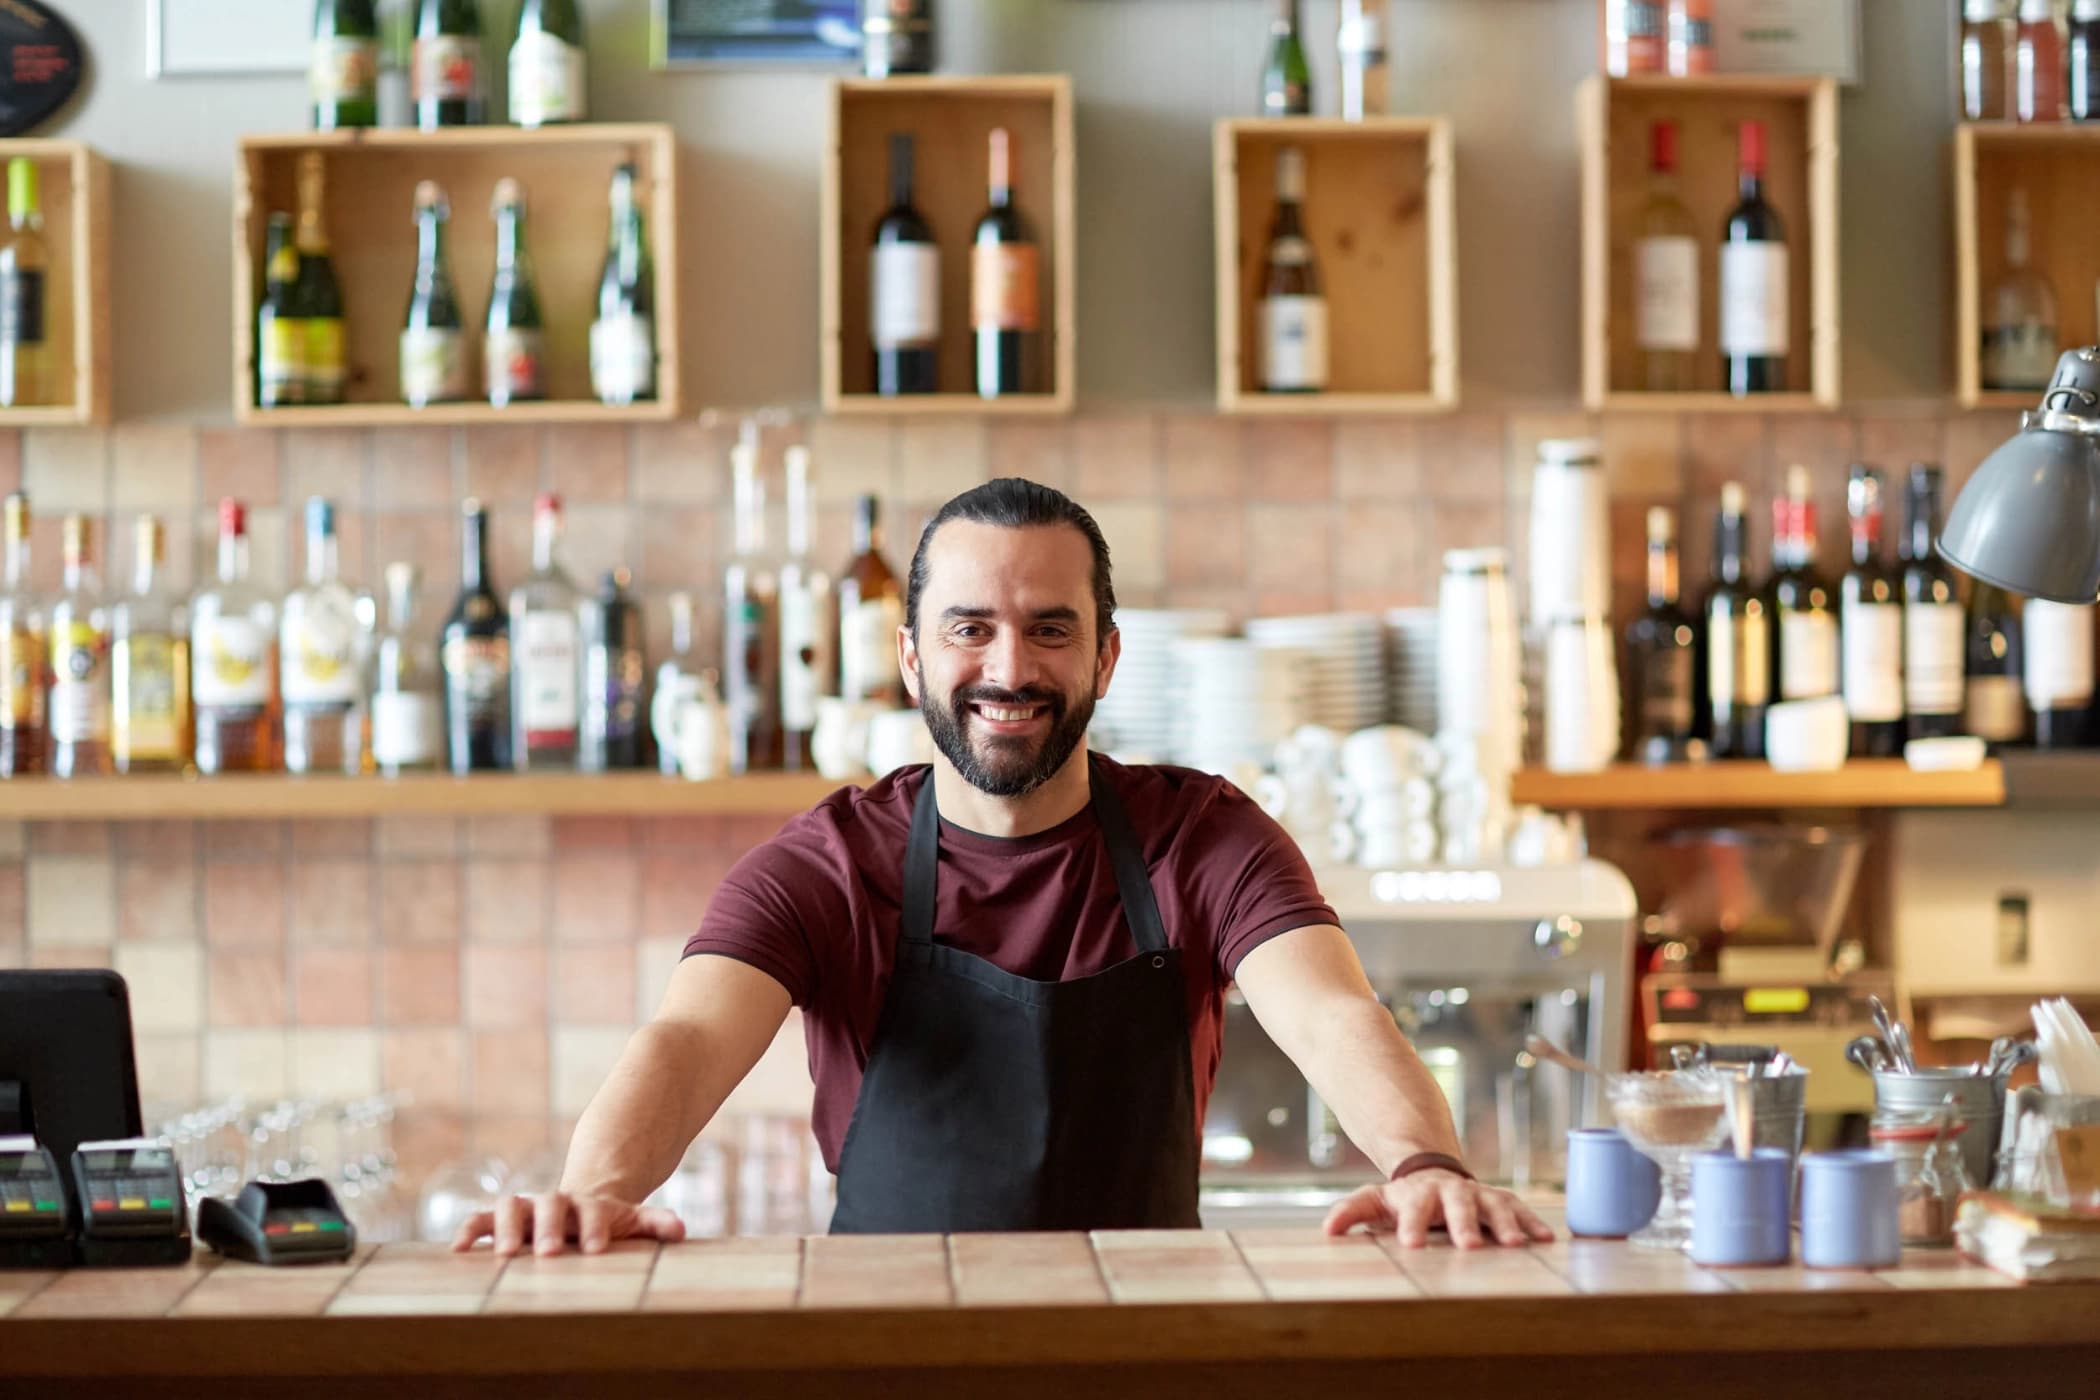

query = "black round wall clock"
[[0, 1, 82, 137]]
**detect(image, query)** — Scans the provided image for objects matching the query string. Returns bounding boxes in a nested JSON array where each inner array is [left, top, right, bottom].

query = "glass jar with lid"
[[1870, 1108, 1971, 1248]]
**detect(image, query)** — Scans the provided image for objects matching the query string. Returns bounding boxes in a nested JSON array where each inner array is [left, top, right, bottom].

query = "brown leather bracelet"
[[1388, 1151, 1475, 1184]]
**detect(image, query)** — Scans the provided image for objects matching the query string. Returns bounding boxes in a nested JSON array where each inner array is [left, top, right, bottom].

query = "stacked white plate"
[[1092, 608, 1231, 762], [1244, 613, 1387, 734], [1384, 609, 1439, 733], [1174, 637, 1313, 776]]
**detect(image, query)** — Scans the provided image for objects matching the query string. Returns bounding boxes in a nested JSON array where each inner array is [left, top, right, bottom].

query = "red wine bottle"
[[1720, 119, 1788, 395], [972, 127, 1038, 398], [871, 133, 939, 396], [1840, 465, 1903, 758], [1901, 463, 1966, 742]]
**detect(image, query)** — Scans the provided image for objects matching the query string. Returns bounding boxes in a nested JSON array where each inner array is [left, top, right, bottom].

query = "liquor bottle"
[[870, 134, 939, 396], [1667, 0, 1714, 76], [972, 128, 1038, 398], [1606, 0, 1666, 75], [412, 0, 484, 129], [1720, 120, 1788, 396], [485, 178, 545, 407], [1768, 465, 1839, 705], [192, 499, 280, 774], [2075, 0, 2100, 120], [312, 0, 380, 130], [1966, 0, 2017, 121], [0, 492, 43, 775], [257, 213, 305, 408], [295, 153, 347, 406], [2016, 0, 2067, 123], [1337, 0, 1390, 121], [1635, 120, 1697, 393], [1701, 481, 1769, 758], [46, 515, 109, 779], [838, 494, 906, 707], [441, 500, 510, 771], [1900, 464, 1966, 743], [1261, 0, 1312, 116], [590, 163, 657, 405], [1624, 507, 1699, 764], [779, 445, 836, 772], [1983, 187, 2058, 392], [1965, 582, 2027, 749], [0, 157, 50, 409], [860, 0, 934, 78], [580, 568, 645, 771], [724, 434, 782, 773], [111, 515, 191, 775], [281, 497, 364, 775], [2024, 600, 2094, 747], [1259, 147, 1327, 394], [1839, 466, 1903, 759], [508, 0, 586, 127], [509, 492, 581, 770], [402, 181, 471, 407], [371, 562, 442, 775], [652, 590, 703, 776]]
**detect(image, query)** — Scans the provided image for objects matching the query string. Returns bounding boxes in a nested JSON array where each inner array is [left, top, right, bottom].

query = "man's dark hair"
[[905, 477, 1117, 641]]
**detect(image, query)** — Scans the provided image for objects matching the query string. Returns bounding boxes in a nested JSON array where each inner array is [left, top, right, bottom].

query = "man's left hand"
[[1322, 1169, 1555, 1248]]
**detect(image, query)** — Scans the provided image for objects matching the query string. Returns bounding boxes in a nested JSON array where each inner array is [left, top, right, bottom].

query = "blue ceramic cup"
[[1799, 1149, 1900, 1270], [1564, 1127, 1661, 1238], [1690, 1147, 1792, 1267]]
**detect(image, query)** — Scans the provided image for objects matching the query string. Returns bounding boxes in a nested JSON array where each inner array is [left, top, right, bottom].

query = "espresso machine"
[[1198, 861, 1637, 1228]]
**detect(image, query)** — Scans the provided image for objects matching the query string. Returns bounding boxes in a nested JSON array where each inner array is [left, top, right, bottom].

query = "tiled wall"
[[0, 402, 2025, 1181]]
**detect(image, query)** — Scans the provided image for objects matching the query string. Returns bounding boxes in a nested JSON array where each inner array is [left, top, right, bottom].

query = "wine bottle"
[[485, 178, 545, 406], [580, 568, 645, 771], [2024, 600, 2094, 748], [1720, 119, 1788, 396], [0, 491, 44, 775], [1635, 119, 1697, 393], [312, 0, 379, 130], [1701, 482, 1769, 758], [510, 492, 581, 771], [1839, 465, 1903, 758], [1259, 146, 1327, 394], [1982, 187, 2058, 393], [1624, 506, 1700, 763], [778, 444, 835, 772], [508, 0, 586, 127], [1901, 463, 1966, 743], [0, 157, 50, 409], [838, 494, 907, 707], [257, 213, 306, 409], [295, 153, 346, 406], [47, 515, 109, 779], [1769, 465, 1838, 704], [110, 515, 190, 776], [440, 499, 510, 772], [724, 432, 782, 773], [191, 499, 281, 775], [401, 181, 470, 407], [1261, 0, 1312, 116], [1965, 582, 2026, 749], [371, 563, 442, 775], [589, 163, 657, 405], [652, 591, 703, 776], [412, 0, 484, 129], [871, 133, 939, 396], [860, 0, 934, 78], [281, 497, 364, 776], [972, 128, 1038, 398]]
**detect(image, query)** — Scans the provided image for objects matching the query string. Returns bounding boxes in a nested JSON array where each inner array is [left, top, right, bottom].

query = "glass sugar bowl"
[[1870, 1107, 1971, 1249]]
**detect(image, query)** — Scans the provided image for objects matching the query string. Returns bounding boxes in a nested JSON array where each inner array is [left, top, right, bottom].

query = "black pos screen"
[[0, 970, 144, 1159]]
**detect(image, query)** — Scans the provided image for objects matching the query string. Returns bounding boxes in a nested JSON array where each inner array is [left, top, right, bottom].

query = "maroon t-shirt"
[[683, 757, 1338, 1171]]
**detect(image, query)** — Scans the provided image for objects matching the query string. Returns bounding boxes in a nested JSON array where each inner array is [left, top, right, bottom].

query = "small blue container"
[[1564, 1127, 1661, 1238], [1799, 1149, 1900, 1271], [1690, 1148, 1792, 1267]]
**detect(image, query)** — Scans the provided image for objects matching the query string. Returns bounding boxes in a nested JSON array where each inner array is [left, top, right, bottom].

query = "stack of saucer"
[[1245, 612, 1387, 734], [1091, 608, 1230, 762], [1174, 637, 1312, 777]]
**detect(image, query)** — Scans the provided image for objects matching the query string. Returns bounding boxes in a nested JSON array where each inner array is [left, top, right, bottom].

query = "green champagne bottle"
[[413, 0, 485, 129], [401, 181, 470, 407], [509, 0, 586, 127], [294, 153, 346, 405], [312, 0, 379, 130], [257, 213, 305, 408], [485, 179, 544, 406], [589, 164, 657, 405], [1260, 0, 1311, 116], [0, 158, 49, 409]]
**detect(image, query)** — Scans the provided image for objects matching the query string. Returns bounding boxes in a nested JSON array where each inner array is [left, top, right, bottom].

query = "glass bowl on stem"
[[1607, 1069, 1728, 1251]]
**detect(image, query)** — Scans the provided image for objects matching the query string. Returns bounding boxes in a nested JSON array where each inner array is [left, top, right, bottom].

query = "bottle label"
[[261, 315, 308, 405], [2022, 600, 2095, 708], [1966, 673, 2027, 743], [1707, 609, 1770, 707], [193, 615, 272, 710], [1841, 600, 1903, 723], [0, 621, 43, 728], [518, 610, 580, 742], [312, 35, 378, 106], [486, 326, 544, 403], [48, 620, 106, 745], [1982, 320, 2058, 392], [1904, 600, 1967, 716], [871, 243, 940, 349], [509, 30, 586, 126], [841, 596, 904, 703], [444, 635, 511, 726], [372, 691, 441, 767], [1610, 1, 1667, 73], [1635, 236, 1698, 351], [282, 610, 361, 708], [1261, 294, 1329, 391], [113, 633, 182, 761], [971, 242, 1040, 332], [1720, 241, 1789, 357], [1779, 610, 1838, 699], [306, 317, 346, 399], [589, 313, 655, 403], [2, 268, 45, 347], [779, 583, 828, 732], [413, 34, 480, 104], [401, 326, 469, 405]]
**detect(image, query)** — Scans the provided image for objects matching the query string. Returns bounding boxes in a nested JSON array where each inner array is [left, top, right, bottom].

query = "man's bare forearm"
[[1299, 997, 1466, 1178], [558, 1021, 725, 1202]]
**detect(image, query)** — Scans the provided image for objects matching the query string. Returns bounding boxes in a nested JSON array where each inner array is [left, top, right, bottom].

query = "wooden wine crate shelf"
[[822, 75, 1075, 416], [231, 124, 681, 427], [0, 140, 110, 426], [1214, 117, 1457, 415], [1510, 759, 2005, 811], [1578, 74, 1839, 411], [1954, 121, 2100, 408]]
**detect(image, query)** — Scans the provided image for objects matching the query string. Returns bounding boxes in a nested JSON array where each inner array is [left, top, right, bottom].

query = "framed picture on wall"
[[652, 0, 862, 69], [147, 0, 311, 77]]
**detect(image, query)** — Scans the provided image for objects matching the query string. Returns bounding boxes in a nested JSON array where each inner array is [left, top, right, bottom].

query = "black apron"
[[828, 756, 1202, 1234]]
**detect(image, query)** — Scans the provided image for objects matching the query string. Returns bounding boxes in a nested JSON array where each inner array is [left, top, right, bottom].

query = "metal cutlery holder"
[[1872, 1069, 2007, 1190]]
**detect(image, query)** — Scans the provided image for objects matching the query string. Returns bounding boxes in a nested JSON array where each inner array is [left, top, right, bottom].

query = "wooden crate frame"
[[0, 139, 111, 426]]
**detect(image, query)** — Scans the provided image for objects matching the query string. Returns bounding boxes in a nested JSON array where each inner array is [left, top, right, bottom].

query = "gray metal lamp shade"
[[1937, 349, 2100, 603]]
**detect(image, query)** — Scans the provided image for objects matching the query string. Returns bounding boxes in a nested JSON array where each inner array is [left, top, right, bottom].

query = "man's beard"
[[919, 668, 1097, 799]]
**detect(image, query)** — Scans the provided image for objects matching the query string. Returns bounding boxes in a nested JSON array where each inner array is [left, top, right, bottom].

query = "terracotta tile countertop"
[[3, 1229, 2097, 1399]]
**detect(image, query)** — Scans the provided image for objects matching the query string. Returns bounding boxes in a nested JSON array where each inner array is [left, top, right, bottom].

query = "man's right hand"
[[451, 1191, 688, 1258]]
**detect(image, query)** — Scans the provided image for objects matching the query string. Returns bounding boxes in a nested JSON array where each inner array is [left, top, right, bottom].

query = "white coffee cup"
[[1340, 725, 1438, 786], [677, 696, 730, 781], [865, 708, 935, 777], [812, 698, 881, 781], [1765, 696, 1848, 772]]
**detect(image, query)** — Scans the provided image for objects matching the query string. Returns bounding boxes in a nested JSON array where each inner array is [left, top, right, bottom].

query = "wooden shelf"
[[0, 772, 845, 821], [0, 139, 110, 426], [1215, 117, 1457, 414], [1577, 75, 1839, 410], [231, 124, 681, 425], [822, 76, 1076, 415], [1510, 759, 2005, 810]]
